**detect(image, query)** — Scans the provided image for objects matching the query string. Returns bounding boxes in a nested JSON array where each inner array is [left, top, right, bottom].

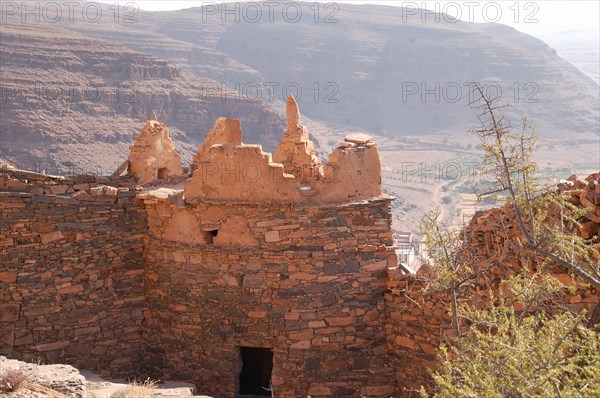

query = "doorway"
[[157, 167, 168, 179], [238, 346, 273, 397]]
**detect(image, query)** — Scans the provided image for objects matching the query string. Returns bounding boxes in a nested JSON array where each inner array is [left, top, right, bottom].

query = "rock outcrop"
[[558, 173, 600, 239], [384, 173, 600, 393], [0, 356, 200, 398]]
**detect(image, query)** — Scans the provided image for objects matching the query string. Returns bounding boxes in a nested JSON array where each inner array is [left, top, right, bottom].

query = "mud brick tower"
[[139, 95, 398, 397]]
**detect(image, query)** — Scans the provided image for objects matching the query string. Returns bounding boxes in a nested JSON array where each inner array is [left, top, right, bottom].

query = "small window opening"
[[157, 167, 168, 179], [204, 229, 219, 245], [238, 347, 273, 397]]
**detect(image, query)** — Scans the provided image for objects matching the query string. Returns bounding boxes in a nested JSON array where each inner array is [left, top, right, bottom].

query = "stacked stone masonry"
[[0, 186, 147, 377], [1, 98, 598, 397], [141, 199, 397, 397]]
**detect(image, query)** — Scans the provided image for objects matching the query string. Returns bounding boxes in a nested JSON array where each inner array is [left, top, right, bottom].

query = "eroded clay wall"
[[141, 198, 398, 397], [0, 187, 147, 377]]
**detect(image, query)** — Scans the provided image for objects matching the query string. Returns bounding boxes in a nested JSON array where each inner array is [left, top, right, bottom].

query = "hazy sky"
[[113, 1, 599, 36]]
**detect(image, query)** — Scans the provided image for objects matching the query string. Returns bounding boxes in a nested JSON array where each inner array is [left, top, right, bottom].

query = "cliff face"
[[40, 2, 599, 139], [0, 24, 285, 174], [2, 3, 596, 174]]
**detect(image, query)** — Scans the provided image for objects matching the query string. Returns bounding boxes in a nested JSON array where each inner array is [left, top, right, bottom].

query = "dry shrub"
[[0, 369, 27, 393], [110, 378, 158, 398]]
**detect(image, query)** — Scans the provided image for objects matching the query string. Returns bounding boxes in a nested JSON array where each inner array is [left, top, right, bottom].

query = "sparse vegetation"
[[420, 85, 600, 396], [110, 378, 158, 398], [423, 304, 600, 397], [0, 369, 27, 393]]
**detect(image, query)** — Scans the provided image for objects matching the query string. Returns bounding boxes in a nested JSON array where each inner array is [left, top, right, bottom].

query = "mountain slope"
[[43, 1, 599, 140], [0, 23, 285, 173]]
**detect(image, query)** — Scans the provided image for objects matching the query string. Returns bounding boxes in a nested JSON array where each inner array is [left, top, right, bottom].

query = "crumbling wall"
[[0, 99, 392, 397], [139, 98, 398, 396], [140, 196, 398, 397], [185, 95, 382, 205], [559, 172, 600, 240], [273, 95, 322, 181], [0, 175, 147, 378], [384, 269, 452, 395], [127, 119, 183, 185]]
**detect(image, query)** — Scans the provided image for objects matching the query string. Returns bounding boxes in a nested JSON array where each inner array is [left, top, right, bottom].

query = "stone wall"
[[2, 104, 596, 398], [140, 197, 398, 397], [0, 183, 147, 377], [384, 271, 452, 395]]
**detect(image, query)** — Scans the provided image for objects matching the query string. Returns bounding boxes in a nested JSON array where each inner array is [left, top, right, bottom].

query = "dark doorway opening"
[[157, 167, 168, 179], [238, 347, 273, 397], [203, 229, 218, 245]]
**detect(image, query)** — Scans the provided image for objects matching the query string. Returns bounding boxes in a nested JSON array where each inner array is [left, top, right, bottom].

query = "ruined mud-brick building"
[[1, 96, 397, 397], [1, 96, 599, 397]]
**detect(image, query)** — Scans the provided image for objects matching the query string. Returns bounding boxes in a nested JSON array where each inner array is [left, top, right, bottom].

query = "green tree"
[[419, 85, 600, 397], [470, 85, 599, 288], [427, 303, 600, 397]]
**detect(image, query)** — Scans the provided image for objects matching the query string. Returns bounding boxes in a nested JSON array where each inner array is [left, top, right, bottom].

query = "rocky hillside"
[[37, 1, 600, 140], [1, 2, 597, 199], [0, 23, 285, 174]]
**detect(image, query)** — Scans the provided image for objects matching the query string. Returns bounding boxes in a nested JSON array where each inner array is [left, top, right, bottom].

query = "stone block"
[[265, 230, 280, 242], [73, 183, 89, 191], [1, 324, 15, 352], [325, 316, 355, 326], [365, 385, 395, 396], [242, 276, 263, 289], [247, 311, 266, 318], [0, 271, 17, 283], [40, 231, 64, 244], [90, 187, 104, 196], [307, 386, 331, 396], [290, 340, 311, 349], [49, 185, 68, 194], [0, 304, 20, 323], [6, 179, 27, 188], [103, 186, 119, 196]]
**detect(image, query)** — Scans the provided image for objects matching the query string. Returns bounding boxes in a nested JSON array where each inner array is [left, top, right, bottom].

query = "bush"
[[110, 378, 158, 398], [0, 369, 27, 393]]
